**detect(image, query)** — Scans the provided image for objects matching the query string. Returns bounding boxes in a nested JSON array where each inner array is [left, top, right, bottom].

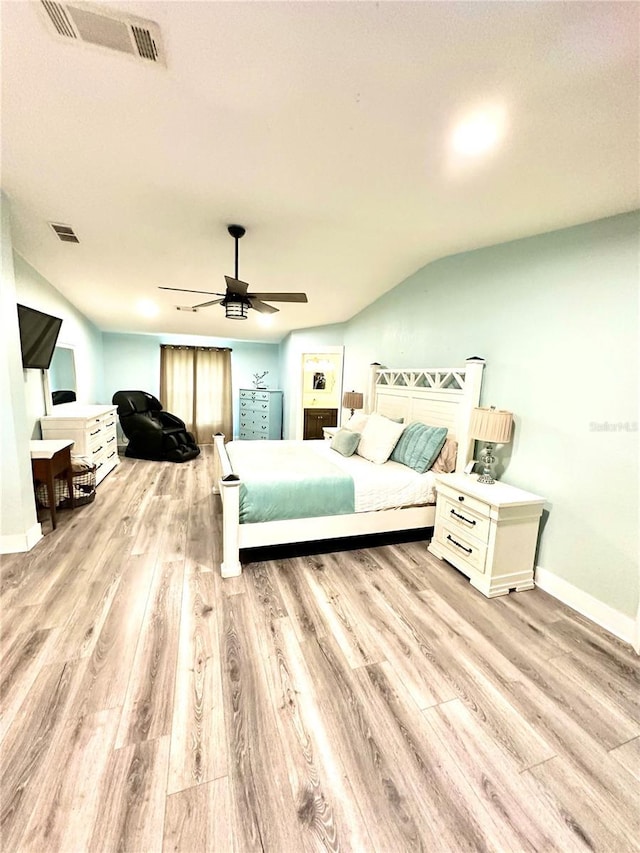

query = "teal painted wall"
[[339, 211, 639, 618], [103, 332, 280, 440]]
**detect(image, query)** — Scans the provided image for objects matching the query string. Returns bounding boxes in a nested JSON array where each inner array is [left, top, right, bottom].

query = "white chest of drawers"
[[40, 404, 119, 485], [238, 389, 283, 440], [427, 473, 545, 597]]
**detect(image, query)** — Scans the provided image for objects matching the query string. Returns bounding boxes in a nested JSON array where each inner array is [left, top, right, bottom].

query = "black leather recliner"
[[112, 390, 200, 463]]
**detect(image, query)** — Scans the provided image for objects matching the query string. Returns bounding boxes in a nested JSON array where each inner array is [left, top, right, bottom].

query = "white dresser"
[[238, 389, 283, 440], [40, 403, 119, 485], [428, 473, 545, 597]]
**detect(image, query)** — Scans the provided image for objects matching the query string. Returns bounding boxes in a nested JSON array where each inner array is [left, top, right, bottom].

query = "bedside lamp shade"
[[469, 407, 513, 444], [342, 391, 364, 417]]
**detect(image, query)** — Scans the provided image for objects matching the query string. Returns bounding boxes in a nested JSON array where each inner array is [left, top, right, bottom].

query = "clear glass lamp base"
[[477, 444, 496, 484]]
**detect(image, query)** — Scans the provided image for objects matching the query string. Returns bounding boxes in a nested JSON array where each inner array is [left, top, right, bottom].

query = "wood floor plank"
[[424, 698, 592, 852], [219, 590, 306, 852], [19, 707, 121, 852], [298, 629, 463, 851], [163, 778, 233, 853], [246, 574, 375, 852], [0, 660, 83, 851], [506, 677, 640, 839], [70, 551, 158, 715], [321, 552, 457, 708], [87, 734, 171, 853], [168, 561, 226, 794], [527, 754, 640, 852], [609, 736, 640, 782], [0, 627, 58, 742], [300, 552, 387, 669], [544, 652, 640, 749], [116, 559, 184, 747]]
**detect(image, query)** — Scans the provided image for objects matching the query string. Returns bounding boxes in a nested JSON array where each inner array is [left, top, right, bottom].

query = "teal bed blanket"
[[226, 440, 355, 523]]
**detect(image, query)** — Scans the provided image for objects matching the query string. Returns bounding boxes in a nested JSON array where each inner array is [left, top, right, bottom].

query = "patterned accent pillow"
[[330, 428, 361, 457], [390, 422, 448, 473], [356, 414, 406, 465]]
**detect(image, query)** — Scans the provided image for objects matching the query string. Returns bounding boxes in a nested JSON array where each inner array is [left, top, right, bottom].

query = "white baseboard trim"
[[535, 566, 638, 652], [0, 522, 43, 555]]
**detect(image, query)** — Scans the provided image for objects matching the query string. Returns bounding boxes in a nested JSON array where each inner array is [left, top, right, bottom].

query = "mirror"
[[49, 345, 77, 405]]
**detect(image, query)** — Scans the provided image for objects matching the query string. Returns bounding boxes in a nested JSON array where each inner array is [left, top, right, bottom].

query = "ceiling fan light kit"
[[224, 294, 249, 320], [158, 224, 308, 319]]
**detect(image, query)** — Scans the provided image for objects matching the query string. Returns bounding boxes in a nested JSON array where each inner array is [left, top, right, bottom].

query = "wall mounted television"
[[17, 304, 63, 370]]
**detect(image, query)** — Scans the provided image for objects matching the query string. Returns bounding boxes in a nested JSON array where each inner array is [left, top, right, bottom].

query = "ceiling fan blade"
[[158, 286, 224, 296], [224, 276, 249, 296], [248, 292, 308, 303], [192, 298, 225, 309], [248, 298, 279, 314]]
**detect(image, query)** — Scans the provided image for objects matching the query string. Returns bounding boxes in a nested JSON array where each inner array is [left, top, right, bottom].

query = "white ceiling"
[[2, 1, 638, 343]]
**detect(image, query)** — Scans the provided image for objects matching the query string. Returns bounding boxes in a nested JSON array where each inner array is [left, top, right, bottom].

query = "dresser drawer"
[[239, 390, 270, 403], [438, 495, 491, 544], [239, 399, 271, 414], [435, 523, 487, 575]]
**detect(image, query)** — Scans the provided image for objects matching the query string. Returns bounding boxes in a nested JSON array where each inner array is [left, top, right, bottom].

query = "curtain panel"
[[160, 346, 232, 444]]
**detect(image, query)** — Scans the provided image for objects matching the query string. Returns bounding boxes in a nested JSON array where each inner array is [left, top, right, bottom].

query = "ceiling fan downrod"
[[227, 224, 245, 279]]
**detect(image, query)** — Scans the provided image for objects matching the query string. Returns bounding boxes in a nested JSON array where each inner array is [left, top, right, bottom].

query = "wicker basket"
[[35, 457, 96, 509]]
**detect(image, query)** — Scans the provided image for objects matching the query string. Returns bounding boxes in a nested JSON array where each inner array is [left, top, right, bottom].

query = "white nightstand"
[[427, 473, 545, 597], [322, 426, 340, 441]]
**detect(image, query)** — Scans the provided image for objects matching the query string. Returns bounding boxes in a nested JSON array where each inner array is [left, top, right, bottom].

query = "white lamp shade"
[[469, 407, 513, 443]]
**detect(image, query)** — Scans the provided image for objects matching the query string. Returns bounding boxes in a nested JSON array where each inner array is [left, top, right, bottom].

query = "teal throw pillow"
[[331, 428, 361, 457], [390, 422, 448, 473]]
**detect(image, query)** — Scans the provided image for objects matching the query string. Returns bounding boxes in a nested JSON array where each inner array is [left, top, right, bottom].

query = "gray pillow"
[[331, 428, 361, 457], [390, 422, 448, 473]]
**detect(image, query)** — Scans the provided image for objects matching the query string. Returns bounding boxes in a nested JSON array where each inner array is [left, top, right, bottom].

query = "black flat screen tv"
[[17, 304, 63, 370]]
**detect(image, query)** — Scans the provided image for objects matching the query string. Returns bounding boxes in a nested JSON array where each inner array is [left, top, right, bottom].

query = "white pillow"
[[345, 412, 369, 432], [356, 413, 406, 464]]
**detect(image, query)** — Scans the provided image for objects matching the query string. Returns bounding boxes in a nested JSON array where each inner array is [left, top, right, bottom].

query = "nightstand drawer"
[[437, 483, 490, 519], [435, 523, 487, 575], [438, 496, 491, 544]]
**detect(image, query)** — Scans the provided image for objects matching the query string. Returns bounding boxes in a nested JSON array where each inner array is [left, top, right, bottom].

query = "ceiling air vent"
[[39, 1, 165, 65], [50, 222, 79, 243]]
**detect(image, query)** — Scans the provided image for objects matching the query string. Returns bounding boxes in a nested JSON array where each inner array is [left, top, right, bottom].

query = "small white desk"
[[29, 439, 75, 531]]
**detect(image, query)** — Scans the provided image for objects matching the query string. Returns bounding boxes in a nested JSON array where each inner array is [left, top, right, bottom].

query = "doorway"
[[298, 349, 344, 440]]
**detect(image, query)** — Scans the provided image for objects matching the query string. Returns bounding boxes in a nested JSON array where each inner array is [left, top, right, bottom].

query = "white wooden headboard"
[[369, 358, 485, 473]]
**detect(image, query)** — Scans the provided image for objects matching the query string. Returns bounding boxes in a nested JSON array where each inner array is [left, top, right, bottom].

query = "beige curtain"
[[160, 346, 232, 444]]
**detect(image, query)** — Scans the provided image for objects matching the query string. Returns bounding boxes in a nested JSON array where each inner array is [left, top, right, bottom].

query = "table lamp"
[[342, 391, 364, 417], [469, 406, 513, 484]]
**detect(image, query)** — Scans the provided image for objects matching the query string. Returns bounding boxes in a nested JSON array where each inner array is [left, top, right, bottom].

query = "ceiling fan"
[[158, 225, 308, 319]]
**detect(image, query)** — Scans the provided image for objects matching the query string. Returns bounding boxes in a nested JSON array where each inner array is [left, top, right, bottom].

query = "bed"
[[213, 358, 485, 577]]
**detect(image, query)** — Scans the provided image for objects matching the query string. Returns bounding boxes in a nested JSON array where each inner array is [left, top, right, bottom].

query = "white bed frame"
[[213, 358, 485, 577]]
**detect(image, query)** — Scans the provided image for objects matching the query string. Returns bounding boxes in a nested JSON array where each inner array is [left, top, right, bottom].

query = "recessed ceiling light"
[[137, 299, 159, 317], [452, 105, 506, 157]]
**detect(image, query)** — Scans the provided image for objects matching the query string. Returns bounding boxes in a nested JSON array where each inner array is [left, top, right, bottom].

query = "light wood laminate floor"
[[1, 446, 638, 852]]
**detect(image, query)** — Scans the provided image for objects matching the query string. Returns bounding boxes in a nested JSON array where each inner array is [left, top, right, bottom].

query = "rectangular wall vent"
[[39, 1, 165, 65], [50, 222, 80, 243]]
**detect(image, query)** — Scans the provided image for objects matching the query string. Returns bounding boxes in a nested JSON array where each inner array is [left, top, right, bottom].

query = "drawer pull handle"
[[94, 445, 103, 453], [107, 451, 116, 459], [106, 421, 115, 427], [447, 534, 472, 554], [90, 429, 100, 436], [450, 508, 476, 525], [107, 436, 115, 442], [458, 496, 465, 502]]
